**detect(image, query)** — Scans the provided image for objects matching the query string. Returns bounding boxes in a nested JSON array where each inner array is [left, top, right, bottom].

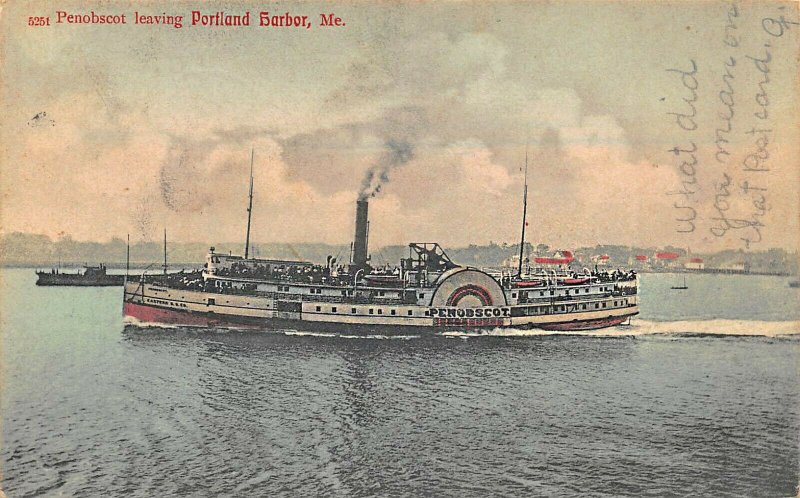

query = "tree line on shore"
[[0, 232, 796, 275]]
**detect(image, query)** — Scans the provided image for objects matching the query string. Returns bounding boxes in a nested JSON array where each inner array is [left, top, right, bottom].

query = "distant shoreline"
[[2, 233, 797, 276]]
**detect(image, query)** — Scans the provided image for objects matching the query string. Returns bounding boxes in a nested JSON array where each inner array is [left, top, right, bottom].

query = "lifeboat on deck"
[[513, 279, 545, 288]]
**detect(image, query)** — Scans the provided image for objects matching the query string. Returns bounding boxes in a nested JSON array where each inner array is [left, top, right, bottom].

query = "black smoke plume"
[[358, 139, 414, 200]]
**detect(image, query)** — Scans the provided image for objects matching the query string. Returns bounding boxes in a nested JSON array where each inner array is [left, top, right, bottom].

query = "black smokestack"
[[352, 199, 369, 268]]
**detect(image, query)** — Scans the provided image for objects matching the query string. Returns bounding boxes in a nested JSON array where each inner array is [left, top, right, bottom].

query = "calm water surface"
[[2, 269, 799, 497]]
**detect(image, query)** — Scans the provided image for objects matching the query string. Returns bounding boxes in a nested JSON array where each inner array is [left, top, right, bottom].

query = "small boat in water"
[[670, 275, 688, 290], [36, 264, 125, 286]]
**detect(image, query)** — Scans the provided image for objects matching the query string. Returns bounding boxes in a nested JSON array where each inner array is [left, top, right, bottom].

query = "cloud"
[[446, 141, 514, 196], [4, 3, 793, 253], [266, 31, 685, 247]]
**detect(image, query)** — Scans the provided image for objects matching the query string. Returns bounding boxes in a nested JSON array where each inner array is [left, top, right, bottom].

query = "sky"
[[1, 0, 798, 252]]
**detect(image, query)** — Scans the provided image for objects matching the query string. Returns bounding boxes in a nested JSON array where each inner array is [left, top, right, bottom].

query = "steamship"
[[37, 264, 125, 286], [123, 153, 639, 333]]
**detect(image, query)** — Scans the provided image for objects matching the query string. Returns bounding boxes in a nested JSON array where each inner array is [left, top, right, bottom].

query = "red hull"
[[537, 316, 631, 331], [123, 302, 255, 328]]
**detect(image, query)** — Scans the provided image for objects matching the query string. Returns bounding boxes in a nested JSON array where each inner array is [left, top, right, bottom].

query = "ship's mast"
[[126, 233, 130, 281], [245, 148, 254, 260], [517, 144, 529, 277], [163, 228, 168, 275]]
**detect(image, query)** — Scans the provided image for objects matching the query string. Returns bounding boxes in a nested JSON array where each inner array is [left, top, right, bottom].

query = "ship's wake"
[[123, 317, 422, 339], [443, 319, 800, 339], [122, 315, 255, 332], [282, 330, 421, 340], [124, 316, 799, 340]]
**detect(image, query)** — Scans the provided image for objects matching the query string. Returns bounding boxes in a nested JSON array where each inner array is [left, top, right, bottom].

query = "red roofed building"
[[591, 254, 611, 266], [685, 257, 705, 270], [534, 250, 574, 265], [654, 251, 681, 269]]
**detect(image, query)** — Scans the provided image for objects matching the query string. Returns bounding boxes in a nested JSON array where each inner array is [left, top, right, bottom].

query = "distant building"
[[534, 250, 574, 265], [628, 254, 650, 269], [504, 250, 575, 270], [592, 254, 611, 266], [655, 251, 680, 269], [718, 261, 749, 273], [685, 257, 704, 270]]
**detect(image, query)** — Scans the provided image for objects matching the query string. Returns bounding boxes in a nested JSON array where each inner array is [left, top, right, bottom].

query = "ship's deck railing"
[[516, 288, 637, 304], [203, 286, 411, 305], [511, 300, 639, 316], [206, 269, 452, 291], [495, 269, 638, 289]]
